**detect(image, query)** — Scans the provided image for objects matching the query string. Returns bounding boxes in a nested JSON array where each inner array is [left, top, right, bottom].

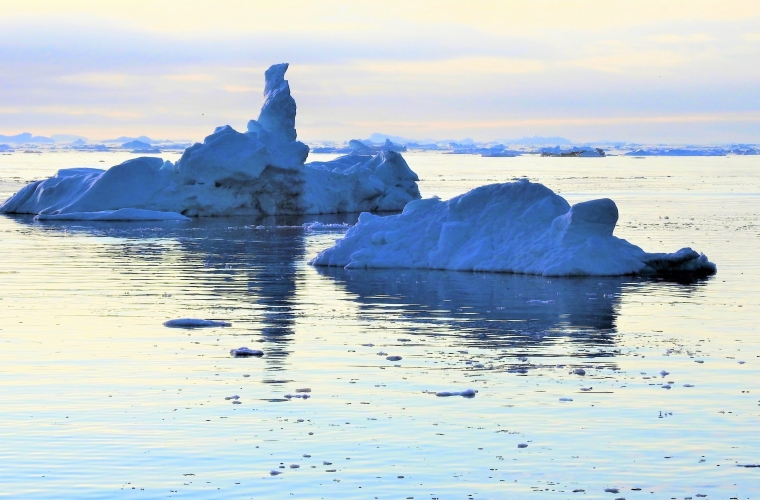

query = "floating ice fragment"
[[289, 464, 299, 469], [683, 384, 695, 387], [695, 360, 704, 364], [559, 397, 573, 402], [660, 370, 670, 377], [303, 222, 352, 231], [604, 488, 619, 493], [284, 394, 311, 399], [270, 470, 281, 476], [225, 395, 240, 400], [435, 389, 477, 398], [230, 347, 264, 357], [302, 454, 311, 458], [580, 387, 593, 391], [527, 299, 555, 304], [572, 368, 586, 376], [295, 388, 311, 393], [323, 461, 332, 465], [377, 351, 388, 356], [738, 361, 745, 364], [232, 400, 242, 404], [661, 384, 671, 389], [243, 374, 250, 377], [361, 343, 374, 347], [386, 356, 402, 362], [472, 363, 485, 368], [518, 357, 528, 362], [164, 318, 231, 328], [397, 338, 411, 342], [517, 443, 528, 448]]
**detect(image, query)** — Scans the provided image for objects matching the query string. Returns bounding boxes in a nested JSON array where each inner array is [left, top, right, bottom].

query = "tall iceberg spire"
[[254, 63, 297, 142]]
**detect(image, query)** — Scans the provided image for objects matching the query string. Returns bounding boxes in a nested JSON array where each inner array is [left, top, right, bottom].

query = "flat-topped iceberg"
[[311, 180, 716, 277], [0, 64, 420, 219]]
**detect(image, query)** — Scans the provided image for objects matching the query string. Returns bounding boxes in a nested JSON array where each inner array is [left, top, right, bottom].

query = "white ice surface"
[[311, 179, 717, 277], [0, 64, 420, 218]]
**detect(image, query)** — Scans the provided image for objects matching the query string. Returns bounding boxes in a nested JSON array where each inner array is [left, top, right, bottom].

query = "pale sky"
[[1, 0, 759, 143]]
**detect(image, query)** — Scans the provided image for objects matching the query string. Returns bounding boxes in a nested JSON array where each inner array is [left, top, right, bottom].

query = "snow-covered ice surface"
[[0, 152, 758, 499], [0, 64, 420, 219], [313, 179, 716, 277]]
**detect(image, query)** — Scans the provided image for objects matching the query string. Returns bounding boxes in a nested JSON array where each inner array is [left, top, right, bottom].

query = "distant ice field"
[[0, 151, 758, 499]]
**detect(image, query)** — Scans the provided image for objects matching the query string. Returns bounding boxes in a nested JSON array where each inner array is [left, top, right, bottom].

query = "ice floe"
[[435, 389, 477, 398], [163, 318, 231, 328], [311, 180, 716, 277], [0, 64, 420, 219], [230, 347, 264, 357]]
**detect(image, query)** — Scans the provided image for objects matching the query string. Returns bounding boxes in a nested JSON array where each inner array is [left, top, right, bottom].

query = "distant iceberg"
[[311, 180, 716, 277], [539, 146, 605, 157], [625, 148, 726, 157], [0, 64, 421, 220]]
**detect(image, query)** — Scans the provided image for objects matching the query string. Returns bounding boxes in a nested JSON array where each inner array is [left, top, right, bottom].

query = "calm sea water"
[[0, 151, 758, 499]]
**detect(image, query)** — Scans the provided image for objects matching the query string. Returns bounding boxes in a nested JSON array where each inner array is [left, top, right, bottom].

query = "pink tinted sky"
[[1, 0, 759, 143]]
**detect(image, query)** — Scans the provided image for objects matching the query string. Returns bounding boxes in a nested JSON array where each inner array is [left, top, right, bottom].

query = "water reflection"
[[4, 214, 359, 374], [315, 267, 712, 353]]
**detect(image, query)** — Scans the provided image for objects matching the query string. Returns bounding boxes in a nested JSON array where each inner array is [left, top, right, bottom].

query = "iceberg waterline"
[[0, 63, 421, 220], [311, 179, 716, 277]]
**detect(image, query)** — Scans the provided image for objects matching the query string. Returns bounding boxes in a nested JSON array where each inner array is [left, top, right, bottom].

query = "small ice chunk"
[[377, 351, 388, 356], [243, 374, 250, 377], [323, 461, 332, 465], [473, 363, 485, 368], [518, 356, 528, 362], [362, 343, 374, 347], [580, 387, 593, 391], [225, 395, 240, 400], [270, 470, 281, 476], [164, 318, 231, 328], [435, 389, 477, 398], [517, 443, 528, 448], [559, 397, 573, 402], [738, 360, 745, 364], [285, 394, 311, 399], [386, 355, 402, 362], [572, 368, 586, 376], [232, 400, 242, 404], [230, 347, 264, 357], [397, 338, 411, 342], [683, 384, 695, 387], [302, 454, 311, 458], [604, 488, 619, 493], [660, 370, 670, 377], [289, 464, 299, 469], [695, 360, 704, 363], [661, 384, 671, 389], [295, 388, 311, 393]]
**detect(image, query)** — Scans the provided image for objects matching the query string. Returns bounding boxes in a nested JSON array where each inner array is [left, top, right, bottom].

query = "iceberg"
[[311, 180, 716, 277], [0, 64, 421, 220]]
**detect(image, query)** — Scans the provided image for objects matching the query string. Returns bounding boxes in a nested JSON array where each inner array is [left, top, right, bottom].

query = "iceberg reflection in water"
[[315, 266, 711, 354]]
